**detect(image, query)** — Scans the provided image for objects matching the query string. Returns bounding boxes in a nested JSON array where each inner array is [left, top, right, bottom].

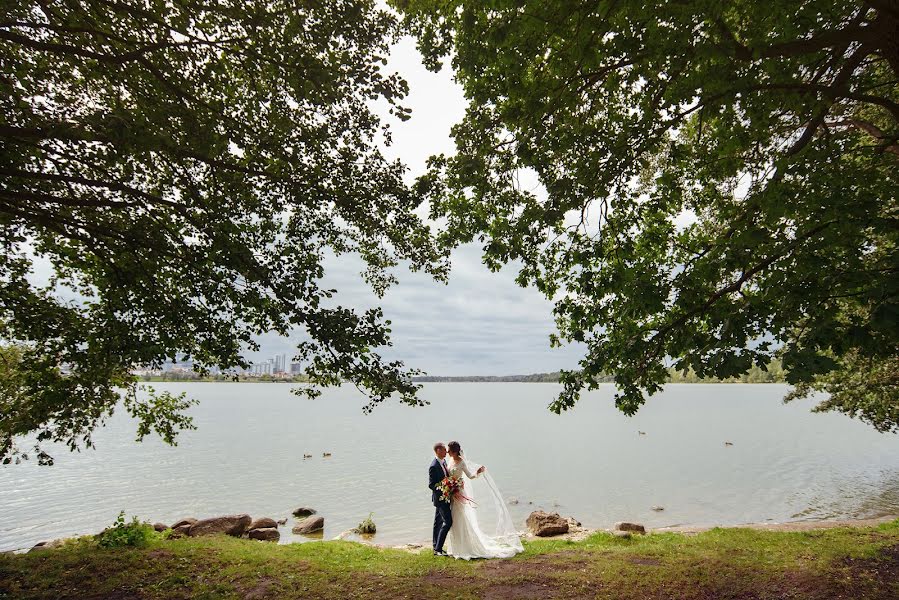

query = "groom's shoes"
[[433, 549, 448, 557]]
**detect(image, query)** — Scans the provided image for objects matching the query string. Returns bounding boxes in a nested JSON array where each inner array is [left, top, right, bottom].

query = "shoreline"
[[380, 514, 899, 552], [9, 514, 896, 556], [5, 516, 896, 599]]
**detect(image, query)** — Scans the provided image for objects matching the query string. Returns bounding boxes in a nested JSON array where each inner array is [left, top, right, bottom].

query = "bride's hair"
[[447, 441, 462, 455]]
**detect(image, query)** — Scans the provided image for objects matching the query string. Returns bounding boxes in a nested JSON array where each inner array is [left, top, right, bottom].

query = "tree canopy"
[[396, 0, 898, 430], [0, 0, 447, 464]]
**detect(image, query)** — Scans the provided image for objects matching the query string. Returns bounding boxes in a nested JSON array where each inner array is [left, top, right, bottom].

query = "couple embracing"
[[428, 441, 523, 560]]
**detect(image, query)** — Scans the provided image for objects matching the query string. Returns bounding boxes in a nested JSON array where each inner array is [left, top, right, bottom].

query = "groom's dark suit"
[[429, 457, 452, 553]]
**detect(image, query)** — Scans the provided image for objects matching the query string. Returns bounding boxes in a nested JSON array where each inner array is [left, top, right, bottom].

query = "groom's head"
[[433, 442, 447, 459]]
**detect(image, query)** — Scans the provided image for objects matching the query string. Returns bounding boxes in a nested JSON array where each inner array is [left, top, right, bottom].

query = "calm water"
[[2, 383, 898, 552]]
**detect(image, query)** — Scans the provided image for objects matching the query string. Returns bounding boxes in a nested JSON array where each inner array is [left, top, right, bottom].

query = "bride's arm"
[[460, 459, 485, 479]]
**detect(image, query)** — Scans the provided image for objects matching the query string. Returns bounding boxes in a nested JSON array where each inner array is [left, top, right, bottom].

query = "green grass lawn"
[[2, 520, 897, 599]]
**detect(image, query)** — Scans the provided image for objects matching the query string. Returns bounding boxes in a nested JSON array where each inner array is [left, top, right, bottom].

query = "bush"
[[97, 511, 157, 548], [355, 513, 376, 535]]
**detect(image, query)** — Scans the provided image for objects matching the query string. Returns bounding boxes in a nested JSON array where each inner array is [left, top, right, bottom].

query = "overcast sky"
[[252, 37, 584, 375]]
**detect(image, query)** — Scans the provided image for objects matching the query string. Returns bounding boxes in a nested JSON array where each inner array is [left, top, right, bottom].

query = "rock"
[[612, 530, 632, 539], [249, 517, 278, 531], [292, 516, 324, 534], [507, 498, 519, 505], [277, 518, 287, 525], [565, 516, 582, 529], [29, 539, 64, 553], [651, 506, 665, 512], [153, 522, 169, 532], [614, 522, 646, 534], [171, 518, 197, 529], [526, 511, 570, 537], [188, 514, 252, 538], [292, 507, 317, 518], [248, 527, 280, 542]]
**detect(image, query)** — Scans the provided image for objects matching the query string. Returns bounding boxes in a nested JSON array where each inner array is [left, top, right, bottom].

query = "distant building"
[[290, 363, 303, 374]]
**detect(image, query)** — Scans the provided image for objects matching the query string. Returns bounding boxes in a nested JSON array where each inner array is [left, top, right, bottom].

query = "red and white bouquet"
[[436, 474, 464, 503]]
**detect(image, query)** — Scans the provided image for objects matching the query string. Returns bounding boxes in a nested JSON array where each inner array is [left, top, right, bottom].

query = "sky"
[[251, 36, 585, 376]]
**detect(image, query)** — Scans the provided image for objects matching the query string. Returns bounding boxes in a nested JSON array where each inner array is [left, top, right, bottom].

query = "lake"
[[2, 382, 898, 552]]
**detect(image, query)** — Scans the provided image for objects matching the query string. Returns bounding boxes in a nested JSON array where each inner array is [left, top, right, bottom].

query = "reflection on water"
[[1, 382, 897, 551]]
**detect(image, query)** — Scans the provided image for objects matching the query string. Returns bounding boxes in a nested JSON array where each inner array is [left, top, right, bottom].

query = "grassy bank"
[[2, 520, 897, 599]]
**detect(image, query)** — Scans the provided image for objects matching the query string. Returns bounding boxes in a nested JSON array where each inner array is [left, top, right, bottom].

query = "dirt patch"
[[835, 544, 899, 599], [146, 549, 174, 560], [627, 557, 661, 566], [482, 582, 550, 599], [242, 577, 275, 600], [422, 569, 467, 587]]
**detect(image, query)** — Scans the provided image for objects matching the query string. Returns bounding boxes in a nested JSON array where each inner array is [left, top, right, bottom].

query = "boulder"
[[614, 522, 646, 534], [248, 527, 280, 542], [276, 518, 288, 525], [249, 517, 278, 531], [171, 518, 197, 529], [188, 514, 252, 538], [612, 530, 632, 539], [153, 522, 169, 532], [29, 541, 51, 553], [29, 539, 65, 553], [526, 511, 569, 537], [565, 516, 582, 529], [292, 507, 317, 518], [292, 516, 324, 534]]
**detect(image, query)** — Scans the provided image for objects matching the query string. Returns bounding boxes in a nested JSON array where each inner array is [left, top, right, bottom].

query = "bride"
[[444, 440, 523, 560]]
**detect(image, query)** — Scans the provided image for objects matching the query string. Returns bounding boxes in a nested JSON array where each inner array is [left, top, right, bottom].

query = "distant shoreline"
[[137, 377, 787, 384]]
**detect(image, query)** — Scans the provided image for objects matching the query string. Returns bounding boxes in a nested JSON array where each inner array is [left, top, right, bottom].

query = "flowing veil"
[[456, 455, 524, 554]]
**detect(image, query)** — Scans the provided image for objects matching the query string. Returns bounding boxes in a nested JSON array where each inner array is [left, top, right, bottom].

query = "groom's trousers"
[[433, 502, 453, 552]]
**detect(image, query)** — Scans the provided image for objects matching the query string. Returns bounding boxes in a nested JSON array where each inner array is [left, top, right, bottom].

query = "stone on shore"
[[293, 516, 324, 534], [248, 527, 280, 542], [152, 522, 169, 532], [188, 514, 252, 538], [277, 518, 288, 525], [29, 539, 64, 553], [172, 518, 197, 528], [292, 507, 317, 517], [526, 511, 569, 537], [615, 522, 646, 534], [612, 530, 632, 539], [249, 517, 278, 531]]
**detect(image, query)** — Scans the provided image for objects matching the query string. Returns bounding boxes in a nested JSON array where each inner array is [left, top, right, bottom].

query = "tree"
[[396, 0, 898, 430], [0, 0, 447, 464]]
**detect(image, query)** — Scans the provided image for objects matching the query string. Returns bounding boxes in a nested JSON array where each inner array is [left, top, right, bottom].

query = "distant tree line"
[[413, 360, 786, 384]]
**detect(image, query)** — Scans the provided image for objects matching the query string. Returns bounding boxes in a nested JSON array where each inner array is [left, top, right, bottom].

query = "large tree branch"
[[827, 118, 899, 156], [0, 167, 185, 210]]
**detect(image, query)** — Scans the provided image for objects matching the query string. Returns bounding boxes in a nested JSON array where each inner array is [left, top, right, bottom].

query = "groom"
[[428, 441, 452, 556]]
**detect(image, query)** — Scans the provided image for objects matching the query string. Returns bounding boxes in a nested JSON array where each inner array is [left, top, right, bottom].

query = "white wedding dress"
[[444, 456, 523, 560]]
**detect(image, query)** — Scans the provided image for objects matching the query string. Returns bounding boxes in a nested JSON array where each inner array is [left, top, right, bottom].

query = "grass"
[[1, 520, 897, 599]]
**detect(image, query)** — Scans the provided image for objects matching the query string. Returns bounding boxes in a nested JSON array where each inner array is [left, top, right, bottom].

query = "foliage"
[[786, 351, 899, 432], [354, 513, 377, 534], [96, 511, 158, 549], [396, 0, 898, 428], [0, 1, 448, 464]]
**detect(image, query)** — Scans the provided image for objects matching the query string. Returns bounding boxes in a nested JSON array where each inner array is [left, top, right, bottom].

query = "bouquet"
[[436, 474, 464, 503]]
